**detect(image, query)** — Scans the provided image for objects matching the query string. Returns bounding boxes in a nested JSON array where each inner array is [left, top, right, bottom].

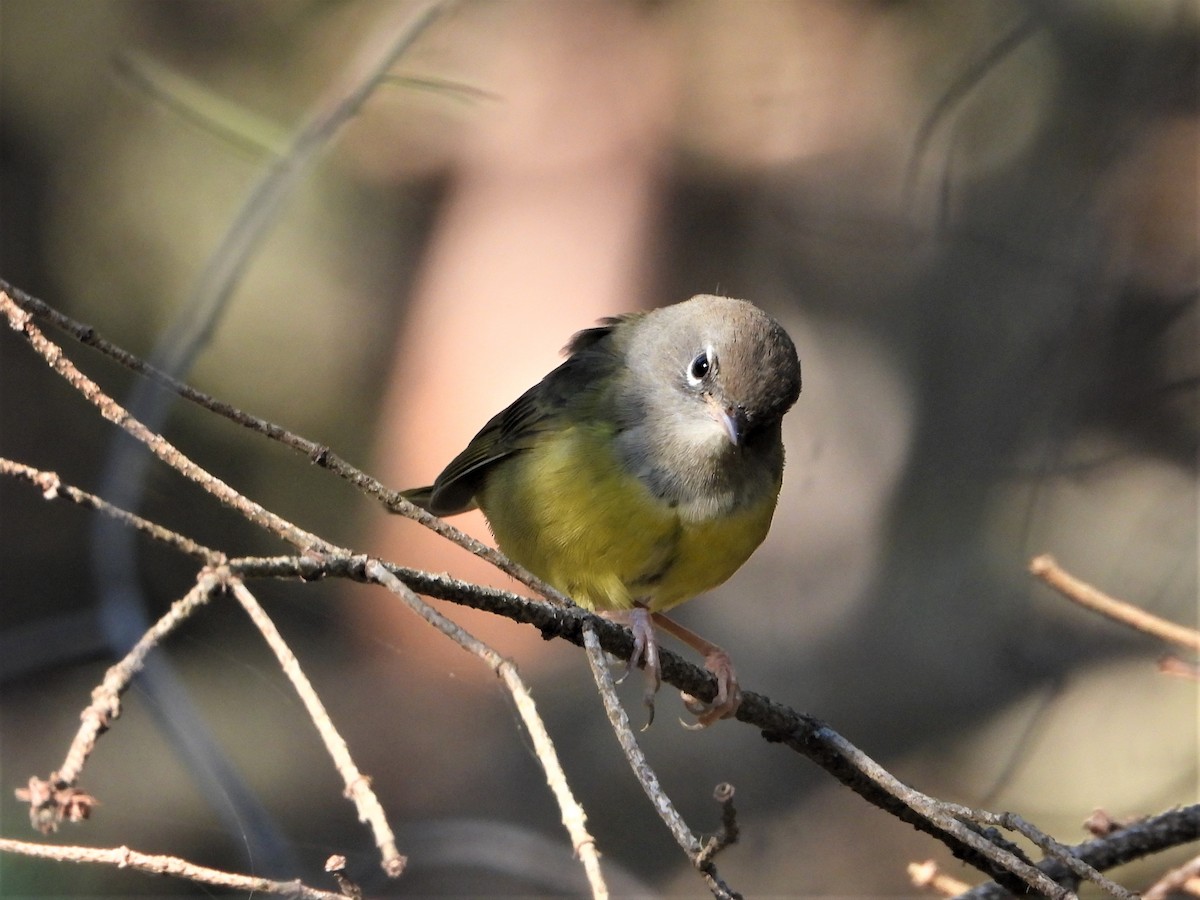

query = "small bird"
[[402, 294, 801, 726]]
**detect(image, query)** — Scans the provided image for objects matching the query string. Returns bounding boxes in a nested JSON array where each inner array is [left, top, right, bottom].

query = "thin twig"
[[903, 15, 1039, 216], [1082, 809, 1143, 838], [1158, 654, 1200, 680], [324, 854, 364, 900], [364, 560, 608, 900], [582, 623, 740, 900], [17, 570, 224, 831], [957, 805, 1200, 900], [229, 554, 582, 637], [1, 291, 329, 553], [1030, 554, 1200, 652], [225, 556, 1200, 896], [1144, 852, 1200, 900], [0, 457, 219, 562], [910, 859, 973, 896], [226, 574, 405, 878], [0, 837, 348, 900], [954, 808, 1135, 900], [0, 281, 570, 606], [137, 0, 451, 379], [806, 726, 1074, 898], [113, 51, 290, 158], [5, 285, 1194, 893], [696, 782, 740, 866]]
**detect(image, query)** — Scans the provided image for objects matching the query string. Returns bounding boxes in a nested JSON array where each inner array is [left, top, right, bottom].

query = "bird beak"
[[709, 396, 747, 446]]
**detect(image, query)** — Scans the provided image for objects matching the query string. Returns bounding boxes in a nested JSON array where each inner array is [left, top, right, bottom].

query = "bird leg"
[[650, 612, 742, 728], [605, 606, 739, 728], [627, 605, 661, 726], [605, 605, 662, 727]]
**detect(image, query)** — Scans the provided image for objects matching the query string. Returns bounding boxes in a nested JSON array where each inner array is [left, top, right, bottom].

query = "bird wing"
[[419, 315, 636, 516]]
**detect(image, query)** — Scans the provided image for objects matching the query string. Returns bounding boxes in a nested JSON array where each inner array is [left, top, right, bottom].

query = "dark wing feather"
[[421, 388, 546, 514], [419, 316, 633, 516], [562, 314, 634, 355]]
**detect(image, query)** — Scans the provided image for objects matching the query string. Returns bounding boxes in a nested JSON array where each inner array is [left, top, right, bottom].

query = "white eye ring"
[[687, 346, 715, 386]]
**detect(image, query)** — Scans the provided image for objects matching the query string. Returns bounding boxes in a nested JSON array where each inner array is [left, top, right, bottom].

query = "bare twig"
[[0, 457, 218, 562], [0, 837, 349, 900], [582, 623, 740, 900], [324, 854, 363, 900], [910, 859, 972, 896], [113, 50, 290, 158], [803, 726, 1074, 898], [17, 569, 224, 832], [1158, 654, 1200, 680], [903, 14, 1039, 217], [1082, 809, 1144, 838], [1, 292, 329, 554], [6, 285, 1195, 895], [138, 0, 451, 379], [1030, 555, 1200, 652], [957, 805, 1200, 900], [696, 782, 740, 866], [364, 560, 608, 900], [226, 575, 405, 878], [27, 538, 1193, 899], [10, 536, 1194, 899], [0, 279, 570, 605], [6, 294, 564, 603], [1144, 853, 1200, 900], [955, 809, 1135, 900]]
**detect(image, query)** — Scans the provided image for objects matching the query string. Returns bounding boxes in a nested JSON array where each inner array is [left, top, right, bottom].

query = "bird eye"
[[687, 349, 713, 385]]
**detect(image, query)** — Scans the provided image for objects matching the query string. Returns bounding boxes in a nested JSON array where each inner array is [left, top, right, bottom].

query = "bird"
[[401, 294, 801, 726]]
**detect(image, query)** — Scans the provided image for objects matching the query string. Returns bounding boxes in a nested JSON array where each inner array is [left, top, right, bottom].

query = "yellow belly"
[[477, 423, 777, 612]]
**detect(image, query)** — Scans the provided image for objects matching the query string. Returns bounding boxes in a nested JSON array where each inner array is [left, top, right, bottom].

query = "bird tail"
[[396, 485, 435, 512]]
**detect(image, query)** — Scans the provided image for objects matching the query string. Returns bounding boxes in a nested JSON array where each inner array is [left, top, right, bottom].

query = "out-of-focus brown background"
[[1, 1, 1196, 896]]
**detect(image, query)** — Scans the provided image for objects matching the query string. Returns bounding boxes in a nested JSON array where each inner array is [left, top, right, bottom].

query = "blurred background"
[[1, 0, 1196, 896]]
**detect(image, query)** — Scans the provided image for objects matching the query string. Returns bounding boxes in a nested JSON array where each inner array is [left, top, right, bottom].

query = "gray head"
[[611, 294, 801, 512], [622, 294, 801, 450]]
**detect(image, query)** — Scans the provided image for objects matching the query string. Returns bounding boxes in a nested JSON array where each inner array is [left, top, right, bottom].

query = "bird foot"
[[646, 611, 742, 728], [680, 647, 742, 729], [617, 606, 661, 728]]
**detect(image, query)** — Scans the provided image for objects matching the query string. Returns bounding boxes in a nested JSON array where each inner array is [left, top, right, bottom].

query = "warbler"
[[402, 294, 801, 725]]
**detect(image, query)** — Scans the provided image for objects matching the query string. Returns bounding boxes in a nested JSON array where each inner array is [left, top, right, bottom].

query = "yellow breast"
[[477, 423, 778, 612]]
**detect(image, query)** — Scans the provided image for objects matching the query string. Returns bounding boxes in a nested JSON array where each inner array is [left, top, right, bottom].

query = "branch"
[[2, 454, 601, 887], [0, 837, 348, 900], [226, 575, 405, 878], [364, 560, 608, 900], [0, 280, 570, 606], [1030, 555, 1200, 652], [0, 291, 329, 554], [1144, 852, 1200, 900], [129, 0, 451, 377], [957, 805, 1200, 900], [779, 720, 1072, 897], [911, 859, 972, 897], [0, 457, 219, 563], [7, 287, 1193, 895], [952, 810, 1134, 899], [10, 458, 1189, 896], [16, 570, 224, 832], [211, 557, 1200, 894], [697, 782, 741, 866], [582, 623, 740, 899]]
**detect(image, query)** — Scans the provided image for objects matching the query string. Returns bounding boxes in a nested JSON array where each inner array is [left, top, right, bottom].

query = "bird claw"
[[612, 608, 738, 730], [621, 607, 661, 729], [679, 648, 741, 729]]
